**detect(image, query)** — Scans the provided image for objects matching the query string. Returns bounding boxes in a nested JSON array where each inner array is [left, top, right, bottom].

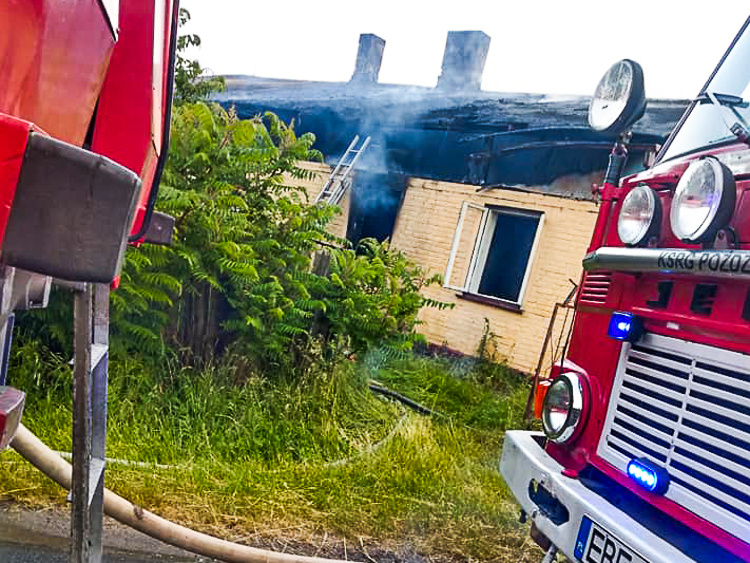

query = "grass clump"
[[0, 339, 538, 562]]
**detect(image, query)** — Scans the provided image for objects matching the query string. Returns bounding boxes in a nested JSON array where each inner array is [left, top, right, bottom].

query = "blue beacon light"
[[627, 458, 670, 495], [607, 312, 643, 342]]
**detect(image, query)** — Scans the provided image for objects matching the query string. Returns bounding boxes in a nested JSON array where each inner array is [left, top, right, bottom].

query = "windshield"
[[660, 19, 750, 162]]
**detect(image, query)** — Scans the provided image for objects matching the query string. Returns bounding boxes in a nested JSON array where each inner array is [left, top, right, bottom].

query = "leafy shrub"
[[18, 11, 448, 381], [105, 100, 448, 379], [320, 238, 449, 355]]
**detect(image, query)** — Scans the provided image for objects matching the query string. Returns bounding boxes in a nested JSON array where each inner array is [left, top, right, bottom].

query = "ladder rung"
[[317, 135, 370, 204]]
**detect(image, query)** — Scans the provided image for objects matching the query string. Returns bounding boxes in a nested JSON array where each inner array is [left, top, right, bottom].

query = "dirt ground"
[[0, 502, 512, 563], [0, 501, 207, 562]]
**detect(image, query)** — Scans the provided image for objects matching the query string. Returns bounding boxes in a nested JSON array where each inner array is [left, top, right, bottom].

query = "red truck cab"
[[502, 16, 750, 563]]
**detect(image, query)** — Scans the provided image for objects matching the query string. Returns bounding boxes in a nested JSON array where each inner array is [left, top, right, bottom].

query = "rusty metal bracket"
[[524, 280, 578, 420]]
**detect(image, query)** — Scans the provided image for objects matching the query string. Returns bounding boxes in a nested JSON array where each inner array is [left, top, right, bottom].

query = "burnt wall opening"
[[346, 171, 407, 245]]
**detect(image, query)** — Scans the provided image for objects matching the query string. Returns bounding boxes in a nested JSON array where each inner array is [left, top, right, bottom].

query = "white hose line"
[[11, 424, 358, 563], [52, 450, 178, 470], [324, 412, 407, 469]]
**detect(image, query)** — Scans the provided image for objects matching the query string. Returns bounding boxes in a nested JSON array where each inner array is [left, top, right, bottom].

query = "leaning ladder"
[[314, 135, 370, 206]]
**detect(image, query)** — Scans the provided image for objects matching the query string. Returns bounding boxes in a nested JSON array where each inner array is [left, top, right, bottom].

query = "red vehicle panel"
[[0, 0, 114, 145], [92, 0, 175, 240], [0, 0, 176, 269]]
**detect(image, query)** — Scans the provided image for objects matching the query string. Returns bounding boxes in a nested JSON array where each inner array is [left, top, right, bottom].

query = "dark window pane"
[[477, 211, 539, 302]]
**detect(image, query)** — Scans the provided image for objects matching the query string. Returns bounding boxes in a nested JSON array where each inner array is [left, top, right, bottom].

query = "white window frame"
[[444, 202, 545, 307], [443, 201, 485, 292]]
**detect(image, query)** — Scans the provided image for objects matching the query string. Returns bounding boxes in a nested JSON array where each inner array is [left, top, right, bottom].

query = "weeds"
[[0, 339, 536, 562]]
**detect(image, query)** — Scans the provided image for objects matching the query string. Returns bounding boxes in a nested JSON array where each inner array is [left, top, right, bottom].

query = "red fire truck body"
[[0, 0, 176, 453], [502, 17, 750, 563], [0, 0, 174, 247]]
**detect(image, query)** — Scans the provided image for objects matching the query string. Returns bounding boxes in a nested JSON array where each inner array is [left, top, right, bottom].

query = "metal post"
[[541, 544, 558, 563], [71, 283, 109, 563]]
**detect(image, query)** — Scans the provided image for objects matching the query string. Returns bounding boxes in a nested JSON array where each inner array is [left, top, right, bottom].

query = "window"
[[444, 202, 543, 308]]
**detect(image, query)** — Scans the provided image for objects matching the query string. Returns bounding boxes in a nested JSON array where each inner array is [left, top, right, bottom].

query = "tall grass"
[[0, 338, 538, 562], [6, 337, 399, 466]]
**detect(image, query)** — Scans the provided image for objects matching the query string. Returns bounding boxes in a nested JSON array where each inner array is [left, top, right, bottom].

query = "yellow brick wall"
[[390, 175, 600, 374], [284, 161, 350, 240]]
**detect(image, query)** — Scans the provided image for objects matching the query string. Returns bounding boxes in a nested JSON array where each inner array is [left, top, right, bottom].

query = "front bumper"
[[500, 431, 694, 563]]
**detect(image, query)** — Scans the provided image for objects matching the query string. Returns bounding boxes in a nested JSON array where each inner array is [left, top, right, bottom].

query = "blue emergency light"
[[627, 458, 670, 495], [607, 312, 643, 342]]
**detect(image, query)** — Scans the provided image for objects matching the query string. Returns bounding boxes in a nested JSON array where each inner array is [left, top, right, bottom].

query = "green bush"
[[18, 9, 448, 381], [320, 238, 449, 355], [115, 101, 446, 375]]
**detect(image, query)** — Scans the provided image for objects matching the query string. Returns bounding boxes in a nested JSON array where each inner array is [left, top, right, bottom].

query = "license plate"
[[574, 516, 649, 563]]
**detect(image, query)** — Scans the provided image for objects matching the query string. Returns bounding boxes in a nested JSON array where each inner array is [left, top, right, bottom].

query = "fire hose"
[[10, 424, 358, 563]]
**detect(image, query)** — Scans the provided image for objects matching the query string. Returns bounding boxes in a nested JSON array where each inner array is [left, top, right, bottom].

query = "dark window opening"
[[471, 208, 542, 303], [347, 172, 406, 245]]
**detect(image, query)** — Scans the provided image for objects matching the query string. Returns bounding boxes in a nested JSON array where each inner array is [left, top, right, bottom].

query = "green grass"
[[0, 339, 540, 562]]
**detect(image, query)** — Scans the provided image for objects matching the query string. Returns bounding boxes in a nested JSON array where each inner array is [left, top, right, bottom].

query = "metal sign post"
[[71, 283, 109, 563]]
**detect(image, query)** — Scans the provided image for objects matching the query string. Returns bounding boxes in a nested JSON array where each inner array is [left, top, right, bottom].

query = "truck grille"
[[597, 333, 750, 543]]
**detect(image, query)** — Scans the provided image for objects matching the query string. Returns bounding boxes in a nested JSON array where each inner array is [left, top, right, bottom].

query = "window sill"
[[458, 292, 523, 314]]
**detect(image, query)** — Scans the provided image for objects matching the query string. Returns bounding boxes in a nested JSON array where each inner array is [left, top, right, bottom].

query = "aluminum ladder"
[[314, 135, 370, 206]]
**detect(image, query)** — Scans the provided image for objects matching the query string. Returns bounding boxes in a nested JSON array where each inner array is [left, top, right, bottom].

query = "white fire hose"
[[11, 424, 358, 563]]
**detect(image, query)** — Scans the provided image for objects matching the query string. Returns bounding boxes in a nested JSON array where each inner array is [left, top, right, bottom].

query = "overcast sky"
[[181, 1, 748, 99]]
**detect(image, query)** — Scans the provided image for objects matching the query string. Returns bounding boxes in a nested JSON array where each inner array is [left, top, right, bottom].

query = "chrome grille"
[[598, 333, 750, 543], [579, 272, 612, 305]]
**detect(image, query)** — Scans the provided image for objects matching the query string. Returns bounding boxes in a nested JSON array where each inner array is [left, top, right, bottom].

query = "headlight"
[[542, 373, 586, 444], [617, 185, 661, 246], [670, 157, 736, 243], [588, 59, 645, 134]]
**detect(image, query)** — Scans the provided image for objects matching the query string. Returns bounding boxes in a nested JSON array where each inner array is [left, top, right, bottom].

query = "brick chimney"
[[350, 34, 386, 84], [436, 31, 491, 91]]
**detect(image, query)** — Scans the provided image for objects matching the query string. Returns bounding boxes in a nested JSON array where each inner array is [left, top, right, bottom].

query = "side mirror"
[[588, 59, 647, 135]]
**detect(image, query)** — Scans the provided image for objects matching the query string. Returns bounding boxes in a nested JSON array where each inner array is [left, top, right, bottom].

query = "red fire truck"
[[0, 2, 177, 561], [0, 0, 176, 449], [502, 16, 750, 563]]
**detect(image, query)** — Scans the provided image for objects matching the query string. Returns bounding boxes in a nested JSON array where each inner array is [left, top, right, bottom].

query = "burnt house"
[[215, 32, 688, 373]]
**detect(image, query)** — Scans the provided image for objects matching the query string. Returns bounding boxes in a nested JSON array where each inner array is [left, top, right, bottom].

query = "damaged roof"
[[215, 34, 689, 200], [219, 76, 684, 137]]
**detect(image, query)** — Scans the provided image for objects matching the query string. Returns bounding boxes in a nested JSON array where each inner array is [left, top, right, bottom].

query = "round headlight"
[[618, 185, 661, 246], [670, 157, 736, 243], [588, 59, 646, 134], [542, 373, 586, 444]]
